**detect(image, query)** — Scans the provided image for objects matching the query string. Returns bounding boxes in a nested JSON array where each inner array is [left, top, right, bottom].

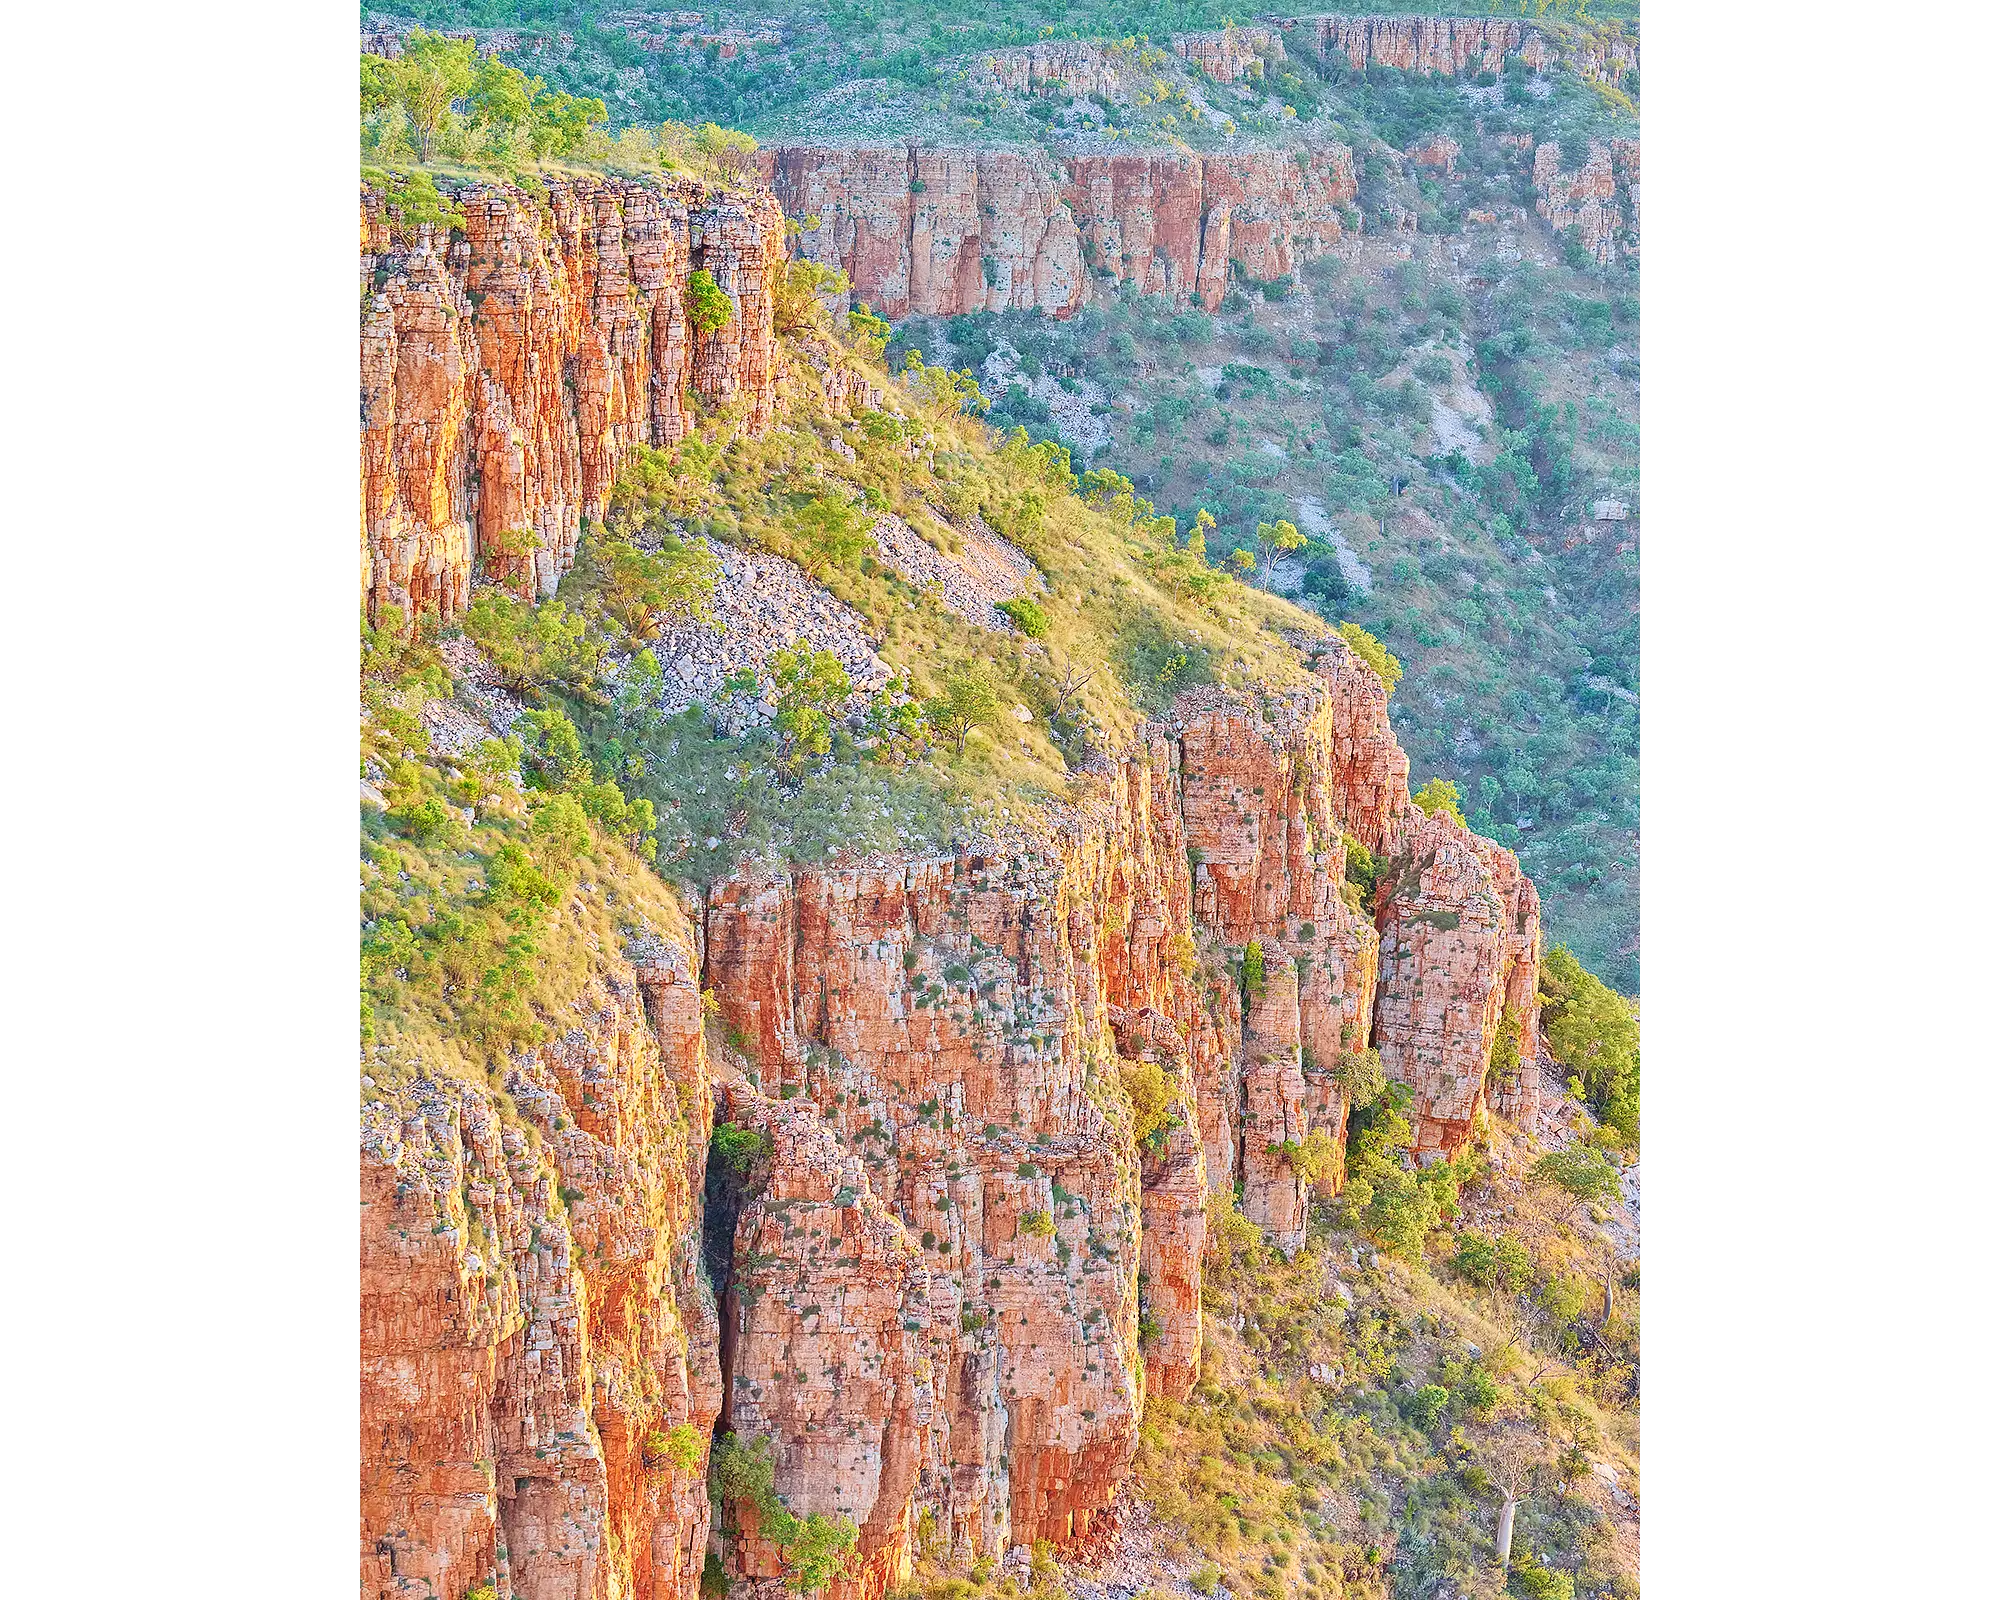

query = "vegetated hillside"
[[362, 3, 1638, 147], [357, 7, 1640, 995], [886, 131, 1638, 989], [359, 161, 1639, 1600]]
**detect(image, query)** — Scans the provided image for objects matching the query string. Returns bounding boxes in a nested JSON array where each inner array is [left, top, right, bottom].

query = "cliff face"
[[361, 639, 1541, 1598], [360, 175, 783, 625], [360, 915, 719, 1600], [1534, 138, 1641, 264], [1172, 27, 1285, 83], [763, 145, 1356, 319], [1275, 13, 1638, 85], [965, 40, 1124, 98]]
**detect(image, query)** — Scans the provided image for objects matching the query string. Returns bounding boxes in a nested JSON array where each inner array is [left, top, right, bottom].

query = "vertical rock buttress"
[[360, 906, 721, 1600], [360, 652, 1543, 1597], [360, 175, 783, 627], [689, 636, 1539, 1597]]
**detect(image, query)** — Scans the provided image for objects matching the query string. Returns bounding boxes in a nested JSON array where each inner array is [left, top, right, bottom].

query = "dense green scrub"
[[375, 1, 1639, 145]]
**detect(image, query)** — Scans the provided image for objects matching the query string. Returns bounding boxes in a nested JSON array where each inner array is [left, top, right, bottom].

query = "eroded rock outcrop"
[[360, 916, 719, 1600], [1172, 27, 1285, 83], [1372, 812, 1542, 1159], [1533, 138, 1641, 264], [360, 174, 782, 625], [764, 145, 1356, 318], [966, 40, 1124, 98]]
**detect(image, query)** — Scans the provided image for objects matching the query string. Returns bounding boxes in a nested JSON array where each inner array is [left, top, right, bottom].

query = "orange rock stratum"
[[360, 636, 1543, 1600], [360, 174, 784, 627]]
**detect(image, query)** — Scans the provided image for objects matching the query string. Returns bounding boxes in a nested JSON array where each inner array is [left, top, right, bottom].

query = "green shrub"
[[712, 1122, 774, 1176], [996, 596, 1049, 636], [1240, 939, 1266, 999], [1019, 1208, 1056, 1238], [770, 644, 853, 769], [711, 1433, 857, 1589], [1451, 1232, 1498, 1287], [1330, 1046, 1386, 1109], [1530, 1145, 1622, 1213], [788, 494, 874, 579], [688, 268, 733, 334], [1119, 1056, 1178, 1150], [924, 671, 1000, 756], [1509, 1555, 1577, 1600], [1341, 832, 1380, 903], [1411, 777, 1466, 827], [1494, 1233, 1532, 1292], [665, 1422, 703, 1472], [1457, 1364, 1501, 1414], [1336, 621, 1402, 695], [781, 1513, 859, 1594], [1539, 945, 1640, 1143], [1406, 1383, 1450, 1430], [519, 707, 591, 791]]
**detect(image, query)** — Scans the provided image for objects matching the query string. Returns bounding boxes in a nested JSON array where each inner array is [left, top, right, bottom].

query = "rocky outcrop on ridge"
[[1534, 138, 1641, 264], [1172, 27, 1286, 83], [360, 174, 783, 626], [1273, 13, 1638, 85]]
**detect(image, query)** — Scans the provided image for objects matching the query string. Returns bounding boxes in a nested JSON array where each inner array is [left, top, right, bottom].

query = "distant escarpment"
[[360, 174, 783, 626], [360, 634, 1543, 1599], [760, 145, 1358, 321], [1273, 12, 1638, 85]]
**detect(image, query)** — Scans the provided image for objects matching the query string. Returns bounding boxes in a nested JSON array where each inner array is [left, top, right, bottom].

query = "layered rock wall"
[[1276, 13, 1638, 85], [1172, 27, 1285, 83], [966, 40, 1125, 97], [361, 917, 720, 1600], [360, 174, 782, 625], [763, 144, 1356, 318], [360, 638, 1542, 1598]]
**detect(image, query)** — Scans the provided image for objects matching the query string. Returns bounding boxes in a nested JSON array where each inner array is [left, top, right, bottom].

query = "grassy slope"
[[359, 310, 1334, 1058]]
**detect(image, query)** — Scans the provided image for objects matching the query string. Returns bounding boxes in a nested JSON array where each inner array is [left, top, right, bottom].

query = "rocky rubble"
[[864, 510, 1041, 632], [641, 535, 892, 729]]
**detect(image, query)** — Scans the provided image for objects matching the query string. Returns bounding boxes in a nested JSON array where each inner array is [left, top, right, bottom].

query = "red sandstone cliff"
[[360, 637, 1542, 1597], [1273, 13, 1638, 85], [361, 910, 720, 1600], [762, 144, 1356, 319], [360, 174, 782, 626], [1533, 138, 1641, 265]]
